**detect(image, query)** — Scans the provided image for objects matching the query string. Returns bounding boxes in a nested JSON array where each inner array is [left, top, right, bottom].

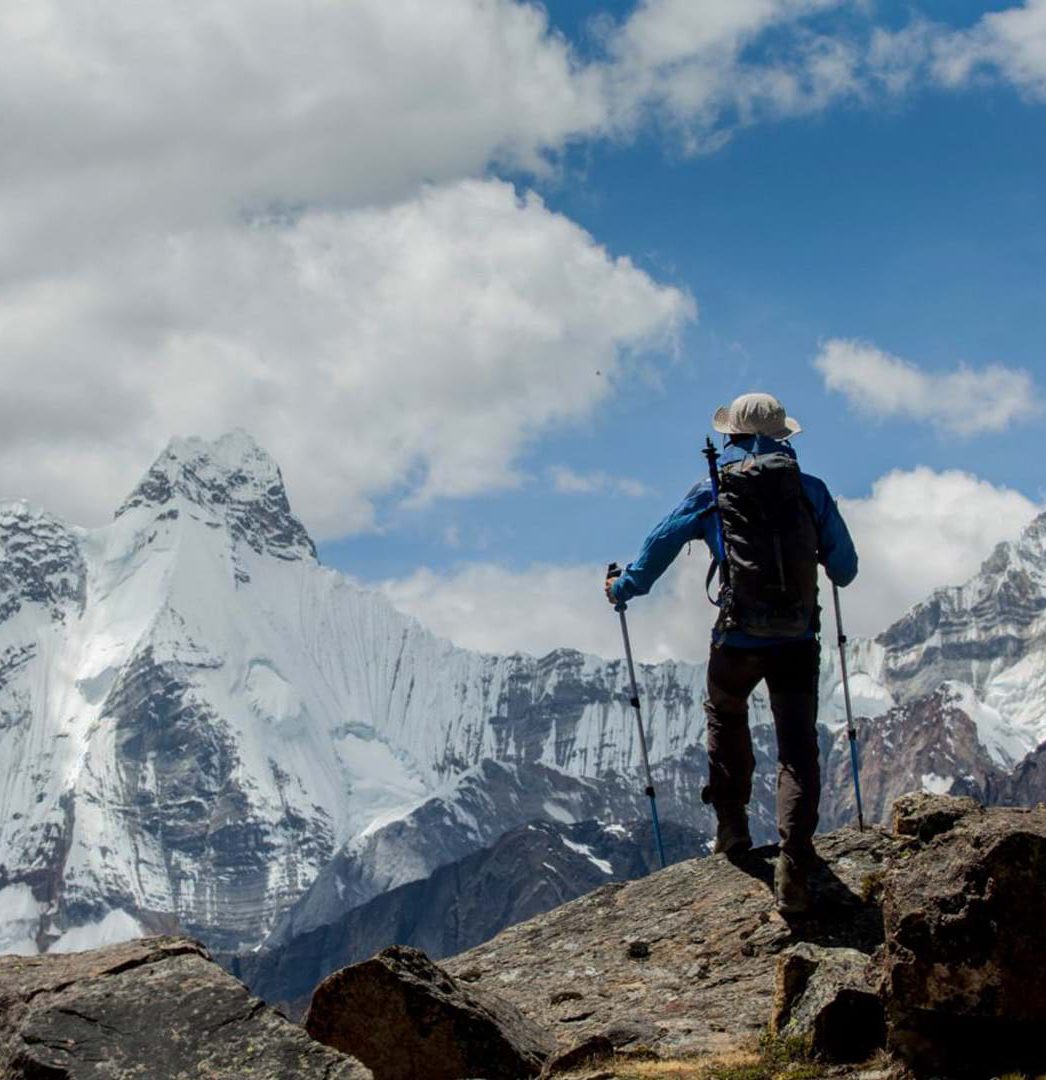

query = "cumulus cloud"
[[604, 0, 868, 149], [10, 0, 1041, 278], [839, 468, 1041, 637], [4, 0, 1046, 542], [0, 180, 693, 535], [380, 467, 1040, 659], [0, 0, 607, 277], [814, 340, 1041, 436], [379, 551, 718, 664]]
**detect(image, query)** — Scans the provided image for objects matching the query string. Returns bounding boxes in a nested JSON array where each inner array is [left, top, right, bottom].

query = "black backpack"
[[709, 452, 819, 638]]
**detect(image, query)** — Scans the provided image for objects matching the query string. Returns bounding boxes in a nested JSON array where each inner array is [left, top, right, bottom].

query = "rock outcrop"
[[882, 793, 1046, 1078], [443, 827, 896, 1058], [417, 796, 1041, 1075], [0, 936, 371, 1078], [3, 797, 1042, 1078], [770, 943, 884, 1063], [305, 945, 552, 1080]]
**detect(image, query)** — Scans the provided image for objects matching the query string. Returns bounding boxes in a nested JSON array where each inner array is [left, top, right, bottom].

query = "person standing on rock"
[[605, 393, 858, 914]]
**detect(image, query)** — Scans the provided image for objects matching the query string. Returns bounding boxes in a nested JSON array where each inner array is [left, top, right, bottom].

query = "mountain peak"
[[1016, 508, 1046, 557], [116, 430, 316, 561]]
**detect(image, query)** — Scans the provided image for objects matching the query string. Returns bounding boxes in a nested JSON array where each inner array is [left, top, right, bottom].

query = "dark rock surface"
[[305, 944, 552, 1080], [443, 826, 897, 1057], [0, 503, 86, 623], [538, 1034, 616, 1077], [882, 793, 1046, 1078], [0, 936, 371, 1078], [770, 942, 884, 1064], [820, 688, 998, 830], [236, 817, 707, 1016]]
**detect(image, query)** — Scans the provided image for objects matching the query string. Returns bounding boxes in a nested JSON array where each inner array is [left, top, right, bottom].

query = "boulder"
[[0, 936, 371, 1079], [305, 944, 553, 1080], [770, 942, 885, 1063], [882, 794, 1046, 1078], [539, 1034, 615, 1077]]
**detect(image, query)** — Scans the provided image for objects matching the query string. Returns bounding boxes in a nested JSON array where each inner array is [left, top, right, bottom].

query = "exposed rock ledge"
[[442, 823, 894, 1060], [427, 794, 1046, 1078], [0, 936, 371, 1078]]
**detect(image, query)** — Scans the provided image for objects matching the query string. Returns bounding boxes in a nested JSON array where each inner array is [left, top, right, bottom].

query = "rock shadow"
[[729, 844, 884, 952]]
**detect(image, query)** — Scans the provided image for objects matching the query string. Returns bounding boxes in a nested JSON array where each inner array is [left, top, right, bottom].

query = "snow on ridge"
[[561, 835, 613, 874], [920, 772, 953, 795], [48, 910, 145, 955], [939, 681, 1025, 770]]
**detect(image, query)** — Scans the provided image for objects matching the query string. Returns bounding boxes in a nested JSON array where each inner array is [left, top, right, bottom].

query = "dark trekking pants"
[[702, 639, 820, 861]]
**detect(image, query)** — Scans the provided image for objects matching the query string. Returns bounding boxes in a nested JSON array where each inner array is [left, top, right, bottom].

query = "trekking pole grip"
[[607, 562, 627, 612]]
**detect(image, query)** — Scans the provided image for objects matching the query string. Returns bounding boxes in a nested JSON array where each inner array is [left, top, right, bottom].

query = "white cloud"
[[380, 467, 1040, 659], [4, 0, 1045, 545], [604, 0, 1046, 147], [549, 467, 652, 498], [379, 551, 718, 664], [603, 0, 869, 150], [0, 180, 693, 535], [11, 0, 1042, 283], [931, 0, 1046, 101], [839, 468, 1041, 637], [0, 0, 607, 278], [814, 339, 1041, 436]]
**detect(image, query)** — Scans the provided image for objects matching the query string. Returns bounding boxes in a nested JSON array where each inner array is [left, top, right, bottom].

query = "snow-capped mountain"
[[0, 433, 711, 955], [818, 512, 1046, 825], [2, 431, 1045, 966]]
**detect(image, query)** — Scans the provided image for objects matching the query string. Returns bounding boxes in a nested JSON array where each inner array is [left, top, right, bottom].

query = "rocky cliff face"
[[6, 799, 1039, 1079]]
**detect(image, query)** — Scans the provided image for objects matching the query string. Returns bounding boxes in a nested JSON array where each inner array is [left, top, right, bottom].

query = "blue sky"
[[3, 0, 1044, 659], [323, 2, 1046, 615]]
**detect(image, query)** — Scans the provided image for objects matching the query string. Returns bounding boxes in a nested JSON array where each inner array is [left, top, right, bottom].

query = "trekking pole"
[[832, 583, 865, 831], [701, 439, 729, 585], [607, 563, 667, 870]]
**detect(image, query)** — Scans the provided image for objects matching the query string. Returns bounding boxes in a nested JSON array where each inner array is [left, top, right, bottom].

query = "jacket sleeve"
[[802, 475, 858, 587], [611, 482, 715, 603]]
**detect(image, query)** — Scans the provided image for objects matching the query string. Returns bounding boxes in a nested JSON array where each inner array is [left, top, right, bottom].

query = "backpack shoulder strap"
[[705, 555, 720, 606]]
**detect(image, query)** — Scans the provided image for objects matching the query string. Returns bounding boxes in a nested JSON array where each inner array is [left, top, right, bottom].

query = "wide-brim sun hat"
[[712, 392, 802, 440]]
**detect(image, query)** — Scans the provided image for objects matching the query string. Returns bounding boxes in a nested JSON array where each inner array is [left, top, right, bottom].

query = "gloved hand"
[[605, 563, 623, 606]]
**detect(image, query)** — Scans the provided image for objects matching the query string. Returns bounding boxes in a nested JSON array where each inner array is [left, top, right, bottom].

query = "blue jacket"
[[610, 435, 858, 648]]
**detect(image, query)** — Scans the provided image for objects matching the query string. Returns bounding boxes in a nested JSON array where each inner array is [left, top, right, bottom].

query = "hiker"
[[605, 392, 857, 914]]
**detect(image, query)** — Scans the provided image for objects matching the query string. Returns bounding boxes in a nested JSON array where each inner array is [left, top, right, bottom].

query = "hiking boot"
[[713, 809, 752, 856], [774, 851, 810, 915]]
